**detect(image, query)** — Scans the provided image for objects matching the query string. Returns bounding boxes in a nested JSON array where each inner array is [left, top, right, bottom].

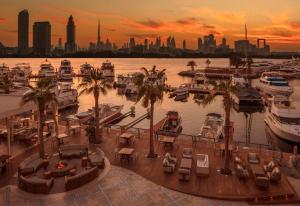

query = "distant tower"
[[65, 15, 76, 53], [58, 37, 62, 49], [183, 40, 186, 49], [33, 21, 51, 55], [97, 20, 101, 49], [245, 24, 248, 40], [197, 37, 203, 51], [18, 10, 29, 55]]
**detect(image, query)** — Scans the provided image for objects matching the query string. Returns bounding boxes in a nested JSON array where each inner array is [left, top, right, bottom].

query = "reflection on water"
[[1, 58, 299, 146]]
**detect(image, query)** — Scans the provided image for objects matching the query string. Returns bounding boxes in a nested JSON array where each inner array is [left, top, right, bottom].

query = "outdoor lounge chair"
[[255, 176, 269, 188], [248, 152, 260, 164], [88, 148, 105, 168], [263, 160, 276, 172], [163, 158, 176, 173], [267, 167, 281, 182], [182, 148, 193, 159], [178, 168, 190, 181], [165, 153, 177, 164], [235, 164, 249, 179]]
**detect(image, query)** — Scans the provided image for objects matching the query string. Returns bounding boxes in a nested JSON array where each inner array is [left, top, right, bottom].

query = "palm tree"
[[201, 80, 233, 175], [206, 59, 211, 68], [21, 78, 56, 158], [135, 65, 165, 158], [0, 74, 13, 94], [229, 54, 245, 70], [187, 60, 197, 71], [78, 68, 110, 143]]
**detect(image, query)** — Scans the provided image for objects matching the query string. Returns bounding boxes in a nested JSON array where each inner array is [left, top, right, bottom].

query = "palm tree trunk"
[[51, 101, 59, 137], [38, 104, 46, 158], [222, 91, 231, 174], [148, 101, 156, 158], [94, 91, 101, 143]]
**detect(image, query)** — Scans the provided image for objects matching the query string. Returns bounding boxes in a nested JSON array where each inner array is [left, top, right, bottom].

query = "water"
[[1, 58, 300, 151]]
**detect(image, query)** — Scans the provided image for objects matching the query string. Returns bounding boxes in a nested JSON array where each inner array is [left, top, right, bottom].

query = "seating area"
[[17, 145, 105, 194]]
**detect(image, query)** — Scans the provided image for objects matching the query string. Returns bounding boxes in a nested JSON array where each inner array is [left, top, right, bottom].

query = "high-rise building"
[[65, 15, 76, 53], [182, 40, 186, 49], [203, 34, 216, 53], [97, 20, 101, 50], [33, 21, 51, 55], [18, 10, 29, 55], [197, 37, 203, 51], [129, 37, 135, 51]]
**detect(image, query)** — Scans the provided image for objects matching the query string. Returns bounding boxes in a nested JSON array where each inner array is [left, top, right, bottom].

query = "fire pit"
[[49, 161, 75, 177]]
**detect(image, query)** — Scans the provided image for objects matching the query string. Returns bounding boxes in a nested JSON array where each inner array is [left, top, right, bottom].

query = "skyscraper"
[[197, 37, 203, 51], [33, 21, 51, 55], [182, 40, 186, 49], [18, 10, 29, 55], [65, 15, 76, 53], [97, 20, 101, 50]]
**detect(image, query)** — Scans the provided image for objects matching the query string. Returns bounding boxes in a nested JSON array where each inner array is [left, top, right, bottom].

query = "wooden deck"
[[0, 124, 299, 204]]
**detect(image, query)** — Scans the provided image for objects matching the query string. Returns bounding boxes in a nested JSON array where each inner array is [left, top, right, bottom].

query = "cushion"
[[266, 161, 275, 172], [234, 156, 242, 164]]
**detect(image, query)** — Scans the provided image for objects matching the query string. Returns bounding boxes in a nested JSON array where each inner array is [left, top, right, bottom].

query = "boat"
[[0, 63, 9, 79], [194, 93, 205, 103], [201, 67, 232, 79], [79, 62, 93, 77], [38, 59, 56, 78], [116, 72, 142, 88], [256, 73, 293, 96], [198, 113, 224, 142], [48, 82, 78, 111], [230, 87, 262, 106], [10, 63, 31, 84], [100, 60, 115, 78], [265, 96, 300, 143], [125, 82, 138, 95], [146, 71, 167, 86], [231, 73, 247, 87], [157, 111, 183, 137], [75, 104, 123, 125], [174, 84, 189, 101], [58, 60, 73, 81]]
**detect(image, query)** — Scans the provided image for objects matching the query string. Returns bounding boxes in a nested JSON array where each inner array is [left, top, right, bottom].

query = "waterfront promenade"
[[0, 122, 300, 205]]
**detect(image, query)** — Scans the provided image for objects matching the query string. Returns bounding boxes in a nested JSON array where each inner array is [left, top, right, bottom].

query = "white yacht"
[[48, 82, 78, 111], [231, 73, 247, 87], [38, 60, 56, 78], [11, 63, 32, 84], [80, 62, 93, 77], [58, 60, 73, 81], [0, 63, 9, 79], [198, 113, 224, 142], [174, 84, 189, 101], [265, 96, 300, 142], [100, 60, 115, 78], [256, 73, 293, 96]]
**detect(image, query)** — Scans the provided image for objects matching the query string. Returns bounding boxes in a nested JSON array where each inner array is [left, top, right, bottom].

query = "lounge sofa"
[[65, 166, 99, 191], [255, 176, 270, 188], [178, 168, 190, 181], [88, 148, 105, 168], [235, 164, 249, 179], [267, 167, 281, 182], [18, 175, 54, 194], [18, 153, 48, 175], [59, 144, 88, 159]]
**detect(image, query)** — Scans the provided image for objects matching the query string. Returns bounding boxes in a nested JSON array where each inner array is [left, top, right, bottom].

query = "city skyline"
[[1, 0, 300, 51]]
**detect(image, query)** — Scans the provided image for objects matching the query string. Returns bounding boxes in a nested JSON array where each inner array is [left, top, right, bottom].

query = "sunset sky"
[[1, 0, 300, 51]]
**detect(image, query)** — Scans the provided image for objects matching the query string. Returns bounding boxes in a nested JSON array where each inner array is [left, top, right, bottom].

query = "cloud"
[[0, 18, 5, 23], [176, 18, 198, 25], [289, 21, 300, 29], [126, 33, 158, 39], [137, 20, 166, 29]]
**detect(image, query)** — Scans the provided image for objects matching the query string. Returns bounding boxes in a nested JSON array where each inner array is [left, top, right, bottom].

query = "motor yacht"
[[79, 62, 93, 77], [48, 82, 78, 111], [265, 96, 300, 143], [100, 60, 115, 78], [256, 73, 293, 96], [174, 84, 189, 101], [58, 60, 73, 81], [0, 63, 9, 79], [198, 113, 224, 142], [38, 59, 56, 78], [11, 63, 31, 84], [231, 73, 247, 87], [157, 111, 183, 137]]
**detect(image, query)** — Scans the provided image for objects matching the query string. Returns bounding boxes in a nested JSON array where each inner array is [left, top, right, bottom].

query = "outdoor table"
[[70, 125, 81, 135], [180, 158, 192, 170], [160, 136, 175, 148], [250, 164, 266, 177], [57, 133, 68, 145], [118, 148, 135, 163], [119, 133, 134, 145]]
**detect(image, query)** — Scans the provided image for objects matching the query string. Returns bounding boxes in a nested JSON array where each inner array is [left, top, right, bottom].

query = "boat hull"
[[265, 114, 300, 143]]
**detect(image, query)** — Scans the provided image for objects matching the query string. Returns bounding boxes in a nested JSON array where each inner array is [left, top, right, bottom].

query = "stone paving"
[[1, 165, 300, 206]]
